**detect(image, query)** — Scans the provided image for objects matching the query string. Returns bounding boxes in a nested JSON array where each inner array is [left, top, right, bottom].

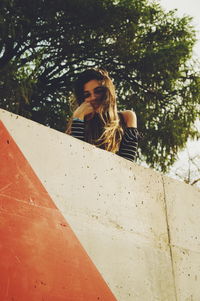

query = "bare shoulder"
[[119, 110, 137, 127], [120, 110, 137, 119]]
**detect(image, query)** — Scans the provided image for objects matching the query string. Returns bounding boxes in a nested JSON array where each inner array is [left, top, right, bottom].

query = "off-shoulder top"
[[70, 112, 139, 162]]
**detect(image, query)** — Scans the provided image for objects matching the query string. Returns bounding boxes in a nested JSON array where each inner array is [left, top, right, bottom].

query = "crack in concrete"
[[161, 175, 178, 301], [0, 183, 12, 193]]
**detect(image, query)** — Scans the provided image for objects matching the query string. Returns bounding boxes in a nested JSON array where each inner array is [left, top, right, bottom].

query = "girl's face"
[[83, 80, 106, 108]]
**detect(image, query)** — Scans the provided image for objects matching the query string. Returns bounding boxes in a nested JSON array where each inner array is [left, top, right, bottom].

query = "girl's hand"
[[73, 101, 95, 120]]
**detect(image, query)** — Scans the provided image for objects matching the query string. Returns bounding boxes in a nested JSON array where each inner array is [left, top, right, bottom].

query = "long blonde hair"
[[67, 68, 124, 153]]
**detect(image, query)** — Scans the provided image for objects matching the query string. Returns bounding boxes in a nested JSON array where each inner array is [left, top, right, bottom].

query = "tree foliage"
[[170, 148, 200, 187], [0, 0, 200, 171]]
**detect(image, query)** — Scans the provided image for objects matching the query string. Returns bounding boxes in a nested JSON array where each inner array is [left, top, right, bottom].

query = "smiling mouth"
[[91, 101, 100, 110]]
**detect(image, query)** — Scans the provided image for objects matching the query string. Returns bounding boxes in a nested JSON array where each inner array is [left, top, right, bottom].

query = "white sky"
[[158, 0, 200, 58], [158, 0, 200, 184]]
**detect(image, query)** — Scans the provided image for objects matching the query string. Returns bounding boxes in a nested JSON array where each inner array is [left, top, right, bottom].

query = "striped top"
[[70, 117, 139, 162]]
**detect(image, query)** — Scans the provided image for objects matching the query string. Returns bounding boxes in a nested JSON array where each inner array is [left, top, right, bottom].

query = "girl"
[[66, 68, 139, 162]]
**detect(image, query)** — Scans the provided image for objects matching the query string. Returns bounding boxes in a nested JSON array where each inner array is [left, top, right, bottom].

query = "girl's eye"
[[94, 87, 106, 94], [83, 92, 91, 99], [83, 87, 107, 99]]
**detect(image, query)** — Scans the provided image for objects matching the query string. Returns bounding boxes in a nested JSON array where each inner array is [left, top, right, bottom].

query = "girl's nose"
[[88, 92, 96, 102]]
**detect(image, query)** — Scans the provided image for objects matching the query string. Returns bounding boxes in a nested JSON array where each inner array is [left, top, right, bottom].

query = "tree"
[[169, 148, 200, 188], [0, 0, 200, 172]]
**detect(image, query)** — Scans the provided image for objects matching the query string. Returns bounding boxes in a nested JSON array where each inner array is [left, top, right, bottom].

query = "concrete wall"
[[0, 108, 199, 301]]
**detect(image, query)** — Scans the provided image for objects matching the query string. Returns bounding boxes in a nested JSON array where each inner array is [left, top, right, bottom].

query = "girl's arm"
[[70, 118, 85, 141], [68, 102, 94, 141], [118, 110, 138, 162]]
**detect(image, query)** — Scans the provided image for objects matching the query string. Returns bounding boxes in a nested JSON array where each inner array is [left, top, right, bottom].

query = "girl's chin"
[[85, 112, 95, 120], [91, 104, 100, 112]]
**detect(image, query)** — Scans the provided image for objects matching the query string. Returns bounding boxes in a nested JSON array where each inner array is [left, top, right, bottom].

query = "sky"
[[158, 0, 200, 57], [158, 0, 200, 185]]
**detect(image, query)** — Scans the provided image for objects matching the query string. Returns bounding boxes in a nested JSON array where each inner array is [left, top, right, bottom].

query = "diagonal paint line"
[[0, 120, 117, 301]]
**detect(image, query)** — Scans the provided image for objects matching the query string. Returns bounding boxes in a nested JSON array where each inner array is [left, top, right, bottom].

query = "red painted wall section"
[[0, 121, 117, 301]]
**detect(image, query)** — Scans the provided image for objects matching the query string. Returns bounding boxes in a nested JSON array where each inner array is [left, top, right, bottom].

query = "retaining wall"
[[0, 108, 199, 301]]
